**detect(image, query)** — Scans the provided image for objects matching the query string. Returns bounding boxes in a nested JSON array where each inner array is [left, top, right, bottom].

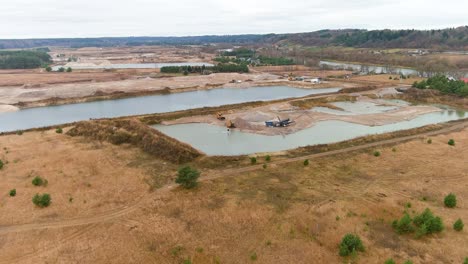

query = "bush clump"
[[393, 208, 444, 237], [32, 176, 45, 186], [265, 155, 271, 162], [338, 233, 364, 257], [250, 157, 257, 164], [385, 259, 396, 264], [448, 139, 455, 146], [444, 193, 457, 208], [464, 257, 468, 264], [413, 208, 444, 235], [9, 189, 16, 197], [392, 213, 414, 234], [175, 166, 200, 189], [303, 159, 309, 166], [32, 193, 51, 207], [0, 159, 3, 170], [454, 219, 464, 231], [55, 127, 63, 134], [373, 151, 381, 157]]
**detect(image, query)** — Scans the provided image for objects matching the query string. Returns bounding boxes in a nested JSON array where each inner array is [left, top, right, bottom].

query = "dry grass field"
[[1, 124, 467, 263]]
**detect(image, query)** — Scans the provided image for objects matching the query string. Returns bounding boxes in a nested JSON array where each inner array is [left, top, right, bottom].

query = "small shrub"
[[448, 139, 455, 146], [250, 252, 257, 261], [16, 131, 23, 135], [405, 202, 412, 208], [392, 147, 397, 152], [55, 127, 63, 134], [45, 66, 52, 72], [373, 151, 381, 157], [454, 219, 464, 231], [196, 247, 204, 253], [66, 67, 72, 72], [338, 234, 364, 257], [183, 259, 192, 264], [0, 159, 3, 170], [32, 176, 45, 186], [403, 261, 414, 264], [464, 257, 468, 264], [265, 155, 271, 162], [175, 166, 200, 189], [427, 138, 432, 144], [389, 76, 393, 80], [58, 67, 65, 72], [9, 189, 16, 197], [265, 240, 271, 246], [393, 213, 414, 234], [32, 193, 51, 207], [303, 159, 309, 166], [250, 157, 257, 164], [444, 193, 457, 208], [385, 259, 396, 264], [262, 164, 267, 169]]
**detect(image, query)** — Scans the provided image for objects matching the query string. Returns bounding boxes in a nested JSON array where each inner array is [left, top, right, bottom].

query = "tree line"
[[160, 64, 249, 74], [0, 50, 51, 69], [413, 75, 468, 97]]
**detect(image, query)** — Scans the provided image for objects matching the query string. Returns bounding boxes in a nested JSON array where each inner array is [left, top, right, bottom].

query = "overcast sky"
[[1, 0, 467, 39]]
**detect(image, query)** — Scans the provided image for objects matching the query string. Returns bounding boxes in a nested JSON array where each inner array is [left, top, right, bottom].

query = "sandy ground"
[[50, 46, 216, 64], [0, 125, 467, 263], [0, 72, 349, 109], [0, 70, 134, 87], [162, 93, 441, 136]]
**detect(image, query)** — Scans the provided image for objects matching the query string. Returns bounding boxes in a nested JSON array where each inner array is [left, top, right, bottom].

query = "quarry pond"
[[0, 86, 340, 132], [154, 101, 467, 156]]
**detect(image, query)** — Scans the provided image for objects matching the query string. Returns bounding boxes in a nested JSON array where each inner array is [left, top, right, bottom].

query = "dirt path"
[[0, 120, 467, 235]]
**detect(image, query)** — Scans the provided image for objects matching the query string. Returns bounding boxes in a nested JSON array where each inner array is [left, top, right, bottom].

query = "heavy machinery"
[[215, 112, 226, 120], [265, 116, 293, 127]]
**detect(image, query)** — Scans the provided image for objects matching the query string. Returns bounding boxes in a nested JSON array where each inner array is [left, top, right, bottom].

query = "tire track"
[[0, 120, 466, 235]]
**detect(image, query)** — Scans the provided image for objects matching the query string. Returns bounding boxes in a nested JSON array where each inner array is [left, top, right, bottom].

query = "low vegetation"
[[9, 189, 16, 197], [413, 75, 468, 97], [384, 259, 396, 264], [55, 127, 63, 134], [373, 151, 381, 157], [444, 193, 457, 208], [339, 233, 364, 257], [0, 159, 3, 169], [175, 166, 200, 189], [303, 159, 309, 166], [448, 139, 456, 146], [67, 120, 201, 164], [32, 193, 51, 207]]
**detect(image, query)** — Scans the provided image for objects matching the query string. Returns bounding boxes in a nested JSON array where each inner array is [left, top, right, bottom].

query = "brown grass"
[[67, 119, 201, 164]]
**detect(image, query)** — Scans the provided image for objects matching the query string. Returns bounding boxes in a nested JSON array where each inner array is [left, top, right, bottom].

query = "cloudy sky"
[[1, 0, 467, 39]]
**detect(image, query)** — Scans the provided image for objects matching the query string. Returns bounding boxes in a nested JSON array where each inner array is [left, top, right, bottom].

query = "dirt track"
[[1, 119, 466, 235]]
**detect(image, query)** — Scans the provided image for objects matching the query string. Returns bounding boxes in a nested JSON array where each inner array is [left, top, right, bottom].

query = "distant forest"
[[0, 27, 466, 50], [0, 50, 51, 69]]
